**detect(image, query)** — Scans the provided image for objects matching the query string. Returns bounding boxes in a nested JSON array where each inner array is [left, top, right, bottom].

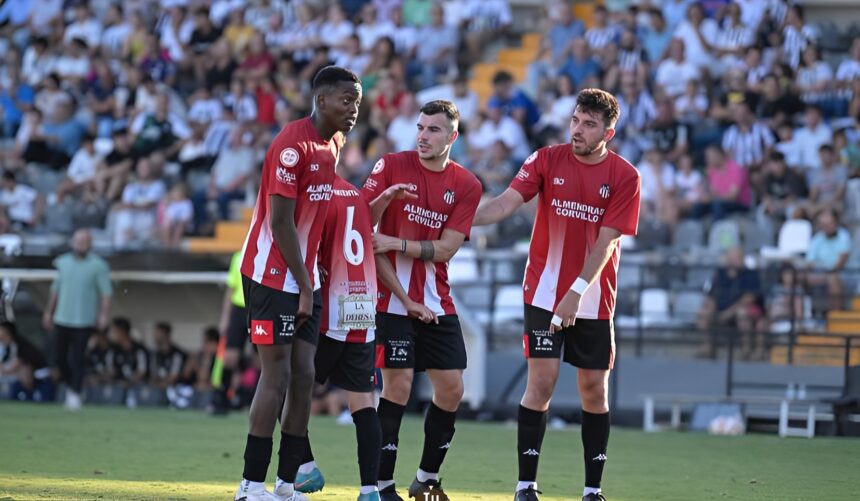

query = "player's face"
[[569, 107, 614, 156], [416, 112, 458, 161], [319, 82, 362, 133]]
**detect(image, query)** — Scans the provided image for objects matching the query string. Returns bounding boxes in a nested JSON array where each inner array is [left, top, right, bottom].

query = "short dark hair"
[[819, 144, 834, 153], [203, 327, 220, 344], [575, 88, 620, 128], [112, 317, 131, 335], [312, 66, 361, 93], [492, 71, 514, 85], [155, 322, 172, 337], [769, 151, 786, 163], [420, 100, 460, 126], [2, 170, 15, 182]]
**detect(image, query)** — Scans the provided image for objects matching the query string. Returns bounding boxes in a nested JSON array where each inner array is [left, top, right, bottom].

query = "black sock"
[[216, 368, 233, 408], [277, 432, 307, 483], [302, 433, 314, 465], [242, 434, 272, 482], [353, 407, 382, 487], [377, 397, 405, 482], [418, 402, 457, 474], [581, 410, 610, 489], [517, 405, 548, 483]]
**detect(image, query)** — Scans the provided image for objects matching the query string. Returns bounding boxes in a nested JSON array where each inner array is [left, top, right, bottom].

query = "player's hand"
[[42, 311, 54, 331], [405, 299, 438, 324], [296, 287, 313, 330], [382, 183, 418, 202], [550, 290, 581, 333], [318, 265, 329, 284], [373, 233, 400, 254], [97, 312, 109, 333]]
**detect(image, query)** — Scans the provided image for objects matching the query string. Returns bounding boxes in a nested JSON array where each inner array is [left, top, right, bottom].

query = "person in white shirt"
[[0, 170, 43, 228], [112, 156, 166, 249], [836, 37, 860, 105], [386, 93, 421, 152], [674, 153, 704, 216], [159, 182, 193, 249], [792, 106, 833, 174], [637, 147, 678, 226], [100, 4, 132, 58], [672, 3, 718, 73], [416, 74, 480, 132], [356, 3, 395, 52], [461, 0, 512, 63], [468, 105, 530, 162], [63, 4, 102, 49], [54, 39, 91, 84], [319, 4, 355, 61], [655, 39, 700, 98], [57, 134, 102, 203], [714, 2, 754, 74], [389, 8, 418, 57]]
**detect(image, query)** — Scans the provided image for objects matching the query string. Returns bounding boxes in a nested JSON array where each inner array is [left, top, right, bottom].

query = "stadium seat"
[[672, 220, 705, 253], [672, 290, 706, 325], [449, 247, 480, 284], [707, 219, 741, 254], [761, 219, 813, 259], [492, 284, 525, 334], [0, 235, 23, 257], [639, 288, 673, 327]]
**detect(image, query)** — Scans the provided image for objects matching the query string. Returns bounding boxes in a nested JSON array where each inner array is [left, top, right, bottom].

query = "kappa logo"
[[372, 158, 385, 174], [599, 183, 611, 199], [553, 177, 565, 185], [592, 453, 608, 461], [279, 148, 299, 167], [439, 442, 451, 450], [253, 323, 269, 337], [443, 189, 455, 205], [382, 443, 398, 451], [523, 449, 540, 456]]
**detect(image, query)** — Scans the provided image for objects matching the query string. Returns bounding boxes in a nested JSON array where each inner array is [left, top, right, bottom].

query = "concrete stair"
[[184, 206, 253, 255]]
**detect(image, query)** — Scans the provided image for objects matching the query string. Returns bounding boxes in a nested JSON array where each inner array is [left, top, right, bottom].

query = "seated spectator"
[[534, 74, 578, 141], [416, 73, 480, 133], [584, 5, 618, 52], [85, 330, 112, 388], [460, 0, 511, 65], [696, 247, 766, 360], [24, 98, 84, 170], [472, 140, 517, 196], [692, 146, 750, 220], [806, 145, 848, 215], [159, 182, 193, 248], [836, 38, 860, 105], [149, 322, 187, 391], [525, 1, 584, 98], [773, 123, 804, 170], [673, 3, 718, 74], [105, 317, 149, 407], [713, 2, 754, 72], [674, 80, 708, 126], [721, 102, 774, 176], [637, 147, 678, 228], [130, 93, 191, 159], [386, 92, 420, 153], [93, 129, 136, 202], [488, 71, 541, 131], [319, 4, 355, 61], [756, 74, 804, 130], [642, 98, 687, 164], [655, 38, 699, 99], [56, 133, 102, 204], [0, 64, 35, 139], [112, 157, 166, 249], [642, 8, 672, 65], [560, 37, 602, 89], [796, 45, 839, 117], [0, 321, 53, 401], [469, 105, 531, 163], [805, 209, 852, 312], [0, 170, 43, 230], [63, 4, 102, 50], [674, 153, 704, 217], [792, 105, 833, 174], [168, 327, 220, 409], [768, 264, 809, 335], [759, 152, 808, 225]]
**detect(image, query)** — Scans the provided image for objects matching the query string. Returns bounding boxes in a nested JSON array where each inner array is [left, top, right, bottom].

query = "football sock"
[[582, 410, 610, 489], [242, 434, 272, 483], [518, 405, 548, 484], [377, 398, 405, 482], [277, 432, 306, 483], [418, 402, 457, 474], [353, 407, 382, 488], [298, 434, 315, 474]]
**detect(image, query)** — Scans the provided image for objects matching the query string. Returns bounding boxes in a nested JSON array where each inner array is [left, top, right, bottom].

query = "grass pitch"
[[0, 403, 858, 500]]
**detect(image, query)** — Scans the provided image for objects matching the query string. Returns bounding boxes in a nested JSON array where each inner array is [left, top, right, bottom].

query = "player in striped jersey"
[[361, 100, 482, 500], [233, 66, 362, 501], [474, 89, 641, 501]]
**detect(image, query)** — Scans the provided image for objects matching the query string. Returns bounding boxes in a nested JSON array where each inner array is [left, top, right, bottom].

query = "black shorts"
[[225, 304, 248, 350], [523, 304, 615, 370], [375, 313, 467, 372], [242, 276, 323, 346], [315, 335, 376, 393]]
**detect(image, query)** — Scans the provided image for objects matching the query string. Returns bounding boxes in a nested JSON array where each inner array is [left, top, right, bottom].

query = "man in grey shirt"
[[42, 229, 112, 410]]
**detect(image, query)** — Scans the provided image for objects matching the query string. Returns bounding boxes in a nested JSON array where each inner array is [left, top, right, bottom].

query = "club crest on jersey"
[[372, 158, 385, 174], [599, 183, 611, 199], [279, 147, 299, 167], [443, 189, 455, 205]]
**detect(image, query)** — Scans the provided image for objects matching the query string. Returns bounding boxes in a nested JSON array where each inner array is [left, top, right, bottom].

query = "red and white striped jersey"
[[241, 117, 341, 293], [319, 177, 377, 343], [509, 145, 641, 319], [361, 151, 482, 316]]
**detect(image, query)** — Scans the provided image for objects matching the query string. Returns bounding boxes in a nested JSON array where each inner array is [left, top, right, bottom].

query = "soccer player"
[[361, 100, 483, 500], [295, 176, 418, 501], [212, 250, 248, 415], [473, 89, 641, 501], [233, 66, 362, 501]]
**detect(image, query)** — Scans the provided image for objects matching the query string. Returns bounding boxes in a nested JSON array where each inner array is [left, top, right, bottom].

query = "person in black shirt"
[[0, 321, 53, 402], [760, 151, 808, 224], [756, 74, 804, 129], [106, 317, 149, 406], [696, 247, 767, 360], [93, 129, 136, 202], [85, 330, 112, 387], [149, 322, 187, 390]]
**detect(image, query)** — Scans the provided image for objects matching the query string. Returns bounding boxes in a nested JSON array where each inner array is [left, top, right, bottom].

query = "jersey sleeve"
[[508, 149, 543, 203], [267, 139, 307, 199], [360, 154, 391, 201], [602, 167, 641, 236], [444, 175, 482, 237]]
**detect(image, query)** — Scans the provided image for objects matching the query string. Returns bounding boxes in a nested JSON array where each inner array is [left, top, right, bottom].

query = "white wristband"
[[571, 277, 589, 296], [551, 314, 563, 327]]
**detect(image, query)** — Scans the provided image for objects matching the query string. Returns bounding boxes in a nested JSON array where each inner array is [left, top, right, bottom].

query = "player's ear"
[[604, 127, 615, 142], [449, 129, 459, 144]]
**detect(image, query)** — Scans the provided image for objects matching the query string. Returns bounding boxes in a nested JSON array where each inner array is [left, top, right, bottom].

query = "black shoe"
[[379, 484, 404, 501], [583, 493, 606, 501], [514, 486, 542, 500], [407, 477, 448, 500]]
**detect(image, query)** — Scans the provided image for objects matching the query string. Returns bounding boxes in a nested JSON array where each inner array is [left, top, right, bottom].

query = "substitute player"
[[233, 66, 362, 501], [361, 100, 482, 500], [296, 176, 421, 501], [473, 89, 641, 501]]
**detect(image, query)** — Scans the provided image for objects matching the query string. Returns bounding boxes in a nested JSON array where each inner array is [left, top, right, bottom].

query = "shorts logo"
[[533, 330, 554, 352], [372, 158, 385, 174], [443, 189, 455, 205], [599, 183, 611, 199], [524, 151, 538, 165], [251, 320, 274, 345], [279, 314, 295, 337], [276, 166, 295, 184], [553, 177, 565, 185], [279, 148, 299, 167]]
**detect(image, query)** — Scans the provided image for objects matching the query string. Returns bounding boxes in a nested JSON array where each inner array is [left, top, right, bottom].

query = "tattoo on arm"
[[419, 240, 435, 261]]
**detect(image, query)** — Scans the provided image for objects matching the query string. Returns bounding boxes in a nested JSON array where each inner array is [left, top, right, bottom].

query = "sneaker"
[[234, 480, 281, 501], [515, 486, 541, 500], [64, 391, 82, 411], [358, 491, 381, 501], [293, 467, 325, 493], [272, 481, 309, 501], [407, 477, 448, 500], [583, 493, 606, 501], [379, 484, 404, 501]]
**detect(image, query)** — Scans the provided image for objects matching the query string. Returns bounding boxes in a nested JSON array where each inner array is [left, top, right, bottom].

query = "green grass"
[[0, 403, 858, 500]]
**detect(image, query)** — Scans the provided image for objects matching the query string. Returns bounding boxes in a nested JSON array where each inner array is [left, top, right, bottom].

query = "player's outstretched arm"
[[269, 195, 314, 323], [373, 228, 466, 263], [374, 254, 438, 324], [368, 183, 418, 226], [472, 188, 526, 226]]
